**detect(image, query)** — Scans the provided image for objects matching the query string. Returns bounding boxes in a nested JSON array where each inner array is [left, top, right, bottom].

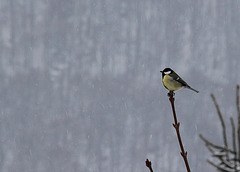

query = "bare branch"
[[145, 159, 153, 172], [236, 85, 240, 118], [207, 160, 234, 172], [211, 94, 229, 160], [199, 134, 235, 154], [236, 85, 240, 161], [168, 91, 191, 172], [200, 88, 240, 171], [230, 117, 237, 171]]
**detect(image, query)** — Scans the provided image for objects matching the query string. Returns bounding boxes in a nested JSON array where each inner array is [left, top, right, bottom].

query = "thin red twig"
[[145, 159, 153, 172], [168, 91, 191, 172]]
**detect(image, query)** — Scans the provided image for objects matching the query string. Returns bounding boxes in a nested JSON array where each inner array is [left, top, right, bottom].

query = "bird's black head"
[[160, 68, 173, 77]]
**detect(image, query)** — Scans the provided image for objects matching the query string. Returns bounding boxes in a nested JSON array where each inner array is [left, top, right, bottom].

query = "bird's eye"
[[164, 71, 171, 74]]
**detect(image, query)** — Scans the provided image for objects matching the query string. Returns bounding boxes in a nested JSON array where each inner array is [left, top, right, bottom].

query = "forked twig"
[[200, 85, 240, 171], [211, 94, 229, 160], [199, 134, 235, 154], [207, 160, 230, 172]]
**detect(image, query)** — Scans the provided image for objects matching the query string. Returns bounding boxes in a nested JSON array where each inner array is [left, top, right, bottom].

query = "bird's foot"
[[168, 91, 175, 97]]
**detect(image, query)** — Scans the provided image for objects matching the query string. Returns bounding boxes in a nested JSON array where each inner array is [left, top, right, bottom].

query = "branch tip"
[[168, 91, 191, 172], [145, 159, 153, 172], [145, 159, 151, 167]]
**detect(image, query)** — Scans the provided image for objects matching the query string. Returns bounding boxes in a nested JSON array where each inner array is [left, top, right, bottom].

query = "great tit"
[[160, 68, 199, 93]]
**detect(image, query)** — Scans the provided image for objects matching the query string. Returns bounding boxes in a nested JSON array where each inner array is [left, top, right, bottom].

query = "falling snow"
[[0, 0, 239, 172]]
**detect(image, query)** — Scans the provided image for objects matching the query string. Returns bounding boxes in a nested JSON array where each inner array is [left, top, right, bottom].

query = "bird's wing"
[[171, 73, 188, 87], [171, 72, 199, 93]]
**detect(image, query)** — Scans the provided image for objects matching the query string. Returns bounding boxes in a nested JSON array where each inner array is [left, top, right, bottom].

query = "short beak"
[[160, 71, 163, 73]]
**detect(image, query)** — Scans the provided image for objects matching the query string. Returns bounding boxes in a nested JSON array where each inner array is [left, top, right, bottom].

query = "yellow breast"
[[162, 75, 182, 91]]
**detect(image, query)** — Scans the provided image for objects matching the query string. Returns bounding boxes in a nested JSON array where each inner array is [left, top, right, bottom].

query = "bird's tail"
[[186, 86, 199, 93]]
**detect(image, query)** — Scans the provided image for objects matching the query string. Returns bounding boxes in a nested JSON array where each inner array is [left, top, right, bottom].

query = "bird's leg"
[[168, 91, 175, 97]]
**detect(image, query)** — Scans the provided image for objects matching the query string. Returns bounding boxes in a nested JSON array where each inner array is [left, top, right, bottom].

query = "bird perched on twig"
[[160, 68, 199, 93]]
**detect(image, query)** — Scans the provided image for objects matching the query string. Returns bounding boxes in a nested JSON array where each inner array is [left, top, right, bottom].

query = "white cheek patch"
[[164, 71, 171, 75]]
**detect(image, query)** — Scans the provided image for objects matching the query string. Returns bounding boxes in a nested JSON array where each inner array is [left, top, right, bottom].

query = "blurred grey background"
[[0, 0, 240, 171]]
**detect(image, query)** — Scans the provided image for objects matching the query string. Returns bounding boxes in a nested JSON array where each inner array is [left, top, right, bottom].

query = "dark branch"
[[211, 94, 229, 160], [145, 159, 153, 172], [199, 134, 235, 154], [200, 88, 240, 171], [207, 160, 231, 172], [230, 117, 237, 171], [168, 91, 191, 172], [236, 85, 240, 162]]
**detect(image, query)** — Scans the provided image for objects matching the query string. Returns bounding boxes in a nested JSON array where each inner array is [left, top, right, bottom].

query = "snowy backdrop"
[[0, 0, 240, 171]]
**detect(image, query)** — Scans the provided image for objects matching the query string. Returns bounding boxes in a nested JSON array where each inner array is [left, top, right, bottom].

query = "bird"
[[160, 68, 199, 93]]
